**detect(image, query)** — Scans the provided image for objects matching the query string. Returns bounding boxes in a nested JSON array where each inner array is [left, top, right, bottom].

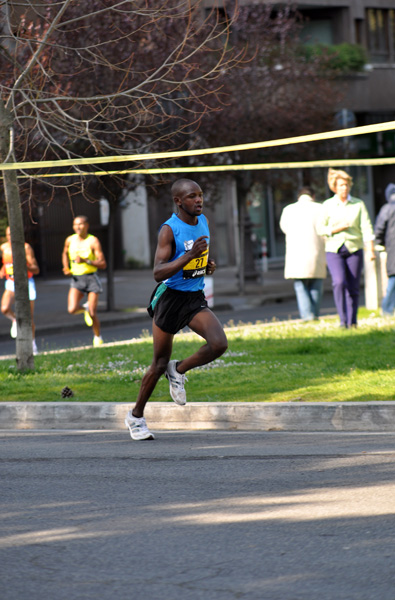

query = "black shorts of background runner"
[[151, 286, 208, 334], [70, 273, 103, 294]]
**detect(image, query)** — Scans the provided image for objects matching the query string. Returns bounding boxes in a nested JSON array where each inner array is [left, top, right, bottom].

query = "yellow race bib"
[[182, 248, 208, 279]]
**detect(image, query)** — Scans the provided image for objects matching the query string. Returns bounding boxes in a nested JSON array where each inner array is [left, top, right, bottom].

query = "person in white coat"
[[280, 187, 326, 320]]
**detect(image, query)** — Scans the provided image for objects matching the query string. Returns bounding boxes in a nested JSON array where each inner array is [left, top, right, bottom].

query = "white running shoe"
[[124, 412, 155, 441], [10, 320, 17, 339], [165, 360, 187, 405], [93, 336, 103, 347], [32, 340, 38, 355]]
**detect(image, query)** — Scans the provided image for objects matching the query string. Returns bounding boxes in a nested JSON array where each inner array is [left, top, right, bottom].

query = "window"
[[366, 9, 395, 63], [355, 19, 363, 45], [300, 20, 333, 46]]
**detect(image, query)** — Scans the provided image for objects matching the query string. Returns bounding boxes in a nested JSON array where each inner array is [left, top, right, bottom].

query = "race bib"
[[182, 248, 208, 279]]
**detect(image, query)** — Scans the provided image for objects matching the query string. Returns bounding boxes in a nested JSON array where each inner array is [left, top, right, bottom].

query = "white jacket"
[[279, 196, 326, 279]]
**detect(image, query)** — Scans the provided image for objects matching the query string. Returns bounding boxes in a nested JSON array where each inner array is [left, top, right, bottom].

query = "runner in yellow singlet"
[[62, 216, 107, 346]]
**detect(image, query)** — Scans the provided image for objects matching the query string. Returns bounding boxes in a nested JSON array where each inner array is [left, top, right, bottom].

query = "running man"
[[62, 216, 107, 347], [0, 226, 40, 354], [125, 178, 228, 441]]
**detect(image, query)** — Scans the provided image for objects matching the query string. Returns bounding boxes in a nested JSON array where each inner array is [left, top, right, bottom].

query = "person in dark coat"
[[375, 183, 395, 315]]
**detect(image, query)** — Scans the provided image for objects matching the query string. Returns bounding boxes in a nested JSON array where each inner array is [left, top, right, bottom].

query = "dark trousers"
[[326, 245, 363, 327]]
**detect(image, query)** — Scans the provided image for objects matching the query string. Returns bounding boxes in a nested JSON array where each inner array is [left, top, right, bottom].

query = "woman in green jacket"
[[318, 169, 375, 327]]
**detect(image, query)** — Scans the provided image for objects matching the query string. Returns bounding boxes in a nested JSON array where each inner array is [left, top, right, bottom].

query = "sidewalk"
[[0, 264, 310, 339]]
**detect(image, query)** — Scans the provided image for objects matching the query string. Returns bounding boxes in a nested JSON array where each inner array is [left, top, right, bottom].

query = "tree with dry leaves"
[[0, 0, 244, 370], [193, 4, 341, 289]]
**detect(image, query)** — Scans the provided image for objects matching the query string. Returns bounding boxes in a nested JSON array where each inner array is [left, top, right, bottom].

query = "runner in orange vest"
[[0, 226, 40, 354]]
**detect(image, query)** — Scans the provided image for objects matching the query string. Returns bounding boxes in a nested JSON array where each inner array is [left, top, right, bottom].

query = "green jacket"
[[317, 195, 374, 253]]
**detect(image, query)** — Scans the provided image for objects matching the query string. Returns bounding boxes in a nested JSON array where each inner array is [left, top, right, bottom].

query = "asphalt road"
[[1, 430, 395, 600], [0, 294, 338, 357]]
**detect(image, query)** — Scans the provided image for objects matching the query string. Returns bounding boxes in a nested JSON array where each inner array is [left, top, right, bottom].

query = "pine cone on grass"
[[61, 386, 74, 398]]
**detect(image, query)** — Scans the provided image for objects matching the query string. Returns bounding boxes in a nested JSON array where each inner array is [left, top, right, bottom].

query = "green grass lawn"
[[1, 309, 394, 403]]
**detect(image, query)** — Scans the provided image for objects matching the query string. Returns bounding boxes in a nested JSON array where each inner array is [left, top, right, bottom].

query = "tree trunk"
[[0, 100, 34, 370]]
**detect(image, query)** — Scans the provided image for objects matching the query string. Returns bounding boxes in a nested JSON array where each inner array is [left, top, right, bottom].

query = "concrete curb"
[[2, 402, 395, 432]]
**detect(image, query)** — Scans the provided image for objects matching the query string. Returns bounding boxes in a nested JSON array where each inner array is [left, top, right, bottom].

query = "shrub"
[[302, 43, 367, 73]]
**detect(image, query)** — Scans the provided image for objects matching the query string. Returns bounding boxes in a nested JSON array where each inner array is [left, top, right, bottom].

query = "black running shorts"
[[70, 273, 103, 294], [149, 285, 208, 334]]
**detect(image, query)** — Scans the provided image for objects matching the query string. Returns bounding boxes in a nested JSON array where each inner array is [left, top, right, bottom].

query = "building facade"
[[11, 1, 395, 275], [196, 0, 395, 269]]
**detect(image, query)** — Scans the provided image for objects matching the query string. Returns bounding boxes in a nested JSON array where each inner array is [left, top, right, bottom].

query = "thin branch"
[[5, 0, 73, 108]]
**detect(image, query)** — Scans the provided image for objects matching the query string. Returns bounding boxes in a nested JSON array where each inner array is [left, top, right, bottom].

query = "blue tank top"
[[163, 213, 210, 292]]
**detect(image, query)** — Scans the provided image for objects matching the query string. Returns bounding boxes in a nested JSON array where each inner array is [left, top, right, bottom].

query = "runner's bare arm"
[[25, 244, 40, 275], [0, 244, 4, 279], [62, 237, 71, 275], [90, 238, 107, 269], [206, 259, 216, 275]]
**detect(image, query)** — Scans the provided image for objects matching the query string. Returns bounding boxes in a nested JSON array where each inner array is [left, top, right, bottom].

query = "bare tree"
[[0, 0, 243, 370]]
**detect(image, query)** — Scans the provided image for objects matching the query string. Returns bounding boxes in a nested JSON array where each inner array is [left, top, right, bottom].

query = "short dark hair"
[[297, 187, 315, 199], [171, 178, 199, 198]]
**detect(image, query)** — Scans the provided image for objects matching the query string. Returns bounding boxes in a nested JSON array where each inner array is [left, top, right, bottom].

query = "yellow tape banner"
[[1, 120, 395, 172], [12, 156, 395, 179]]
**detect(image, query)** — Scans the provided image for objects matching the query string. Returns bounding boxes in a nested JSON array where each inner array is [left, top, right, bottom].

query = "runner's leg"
[[67, 287, 85, 315], [1, 289, 15, 321], [29, 300, 35, 338], [132, 321, 174, 418], [87, 291, 100, 336], [176, 309, 228, 374]]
